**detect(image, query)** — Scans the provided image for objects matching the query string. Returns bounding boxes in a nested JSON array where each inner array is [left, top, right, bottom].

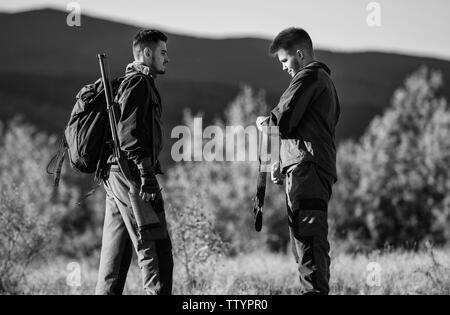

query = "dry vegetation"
[[18, 245, 450, 295]]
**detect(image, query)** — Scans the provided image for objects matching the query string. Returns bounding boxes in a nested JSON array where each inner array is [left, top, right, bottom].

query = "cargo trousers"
[[95, 165, 173, 295], [285, 162, 333, 295]]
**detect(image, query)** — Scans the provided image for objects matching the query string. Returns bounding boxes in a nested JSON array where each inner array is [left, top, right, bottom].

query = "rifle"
[[97, 54, 163, 238], [253, 128, 267, 232]]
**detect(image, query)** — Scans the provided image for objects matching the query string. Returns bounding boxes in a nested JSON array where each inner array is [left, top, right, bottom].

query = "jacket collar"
[[303, 61, 331, 74], [291, 61, 331, 83], [125, 61, 155, 79]]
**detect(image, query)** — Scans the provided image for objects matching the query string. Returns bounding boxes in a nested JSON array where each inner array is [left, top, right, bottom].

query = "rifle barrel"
[[97, 54, 122, 160]]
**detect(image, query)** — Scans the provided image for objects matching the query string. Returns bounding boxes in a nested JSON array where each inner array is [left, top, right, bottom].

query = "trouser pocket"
[[292, 209, 327, 237]]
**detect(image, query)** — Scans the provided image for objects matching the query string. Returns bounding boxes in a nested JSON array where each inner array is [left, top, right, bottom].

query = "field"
[[21, 247, 450, 295]]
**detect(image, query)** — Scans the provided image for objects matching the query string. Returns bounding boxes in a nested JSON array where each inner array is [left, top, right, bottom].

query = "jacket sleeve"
[[269, 76, 317, 135], [116, 75, 151, 164]]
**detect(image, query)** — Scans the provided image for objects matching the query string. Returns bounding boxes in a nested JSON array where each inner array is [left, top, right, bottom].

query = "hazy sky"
[[1, 0, 449, 60]]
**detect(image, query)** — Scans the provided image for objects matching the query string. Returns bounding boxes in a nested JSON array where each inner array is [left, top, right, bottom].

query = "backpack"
[[47, 76, 125, 189]]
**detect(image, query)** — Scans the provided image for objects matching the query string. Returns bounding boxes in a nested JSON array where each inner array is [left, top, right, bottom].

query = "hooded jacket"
[[112, 62, 163, 173], [269, 61, 340, 181]]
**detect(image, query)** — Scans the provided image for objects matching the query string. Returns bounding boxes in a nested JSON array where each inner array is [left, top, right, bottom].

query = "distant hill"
[[1, 8, 450, 164]]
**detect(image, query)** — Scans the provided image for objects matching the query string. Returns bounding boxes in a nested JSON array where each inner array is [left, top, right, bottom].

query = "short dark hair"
[[269, 27, 313, 55], [132, 29, 168, 55]]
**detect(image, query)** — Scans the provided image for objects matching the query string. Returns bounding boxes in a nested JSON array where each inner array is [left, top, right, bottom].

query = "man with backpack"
[[95, 29, 173, 295], [256, 28, 340, 295]]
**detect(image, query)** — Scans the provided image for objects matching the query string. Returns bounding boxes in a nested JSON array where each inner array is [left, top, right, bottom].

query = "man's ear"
[[144, 47, 152, 59], [296, 49, 304, 60]]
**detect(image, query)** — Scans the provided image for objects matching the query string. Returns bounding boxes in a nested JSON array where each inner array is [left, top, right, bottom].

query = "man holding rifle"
[[95, 29, 173, 295], [256, 28, 340, 295]]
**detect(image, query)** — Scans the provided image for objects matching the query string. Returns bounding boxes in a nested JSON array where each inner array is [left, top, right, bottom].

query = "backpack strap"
[[46, 136, 67, 200]]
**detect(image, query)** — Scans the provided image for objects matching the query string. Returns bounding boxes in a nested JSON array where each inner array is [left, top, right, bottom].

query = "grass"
[[16, 246, 450, 295]]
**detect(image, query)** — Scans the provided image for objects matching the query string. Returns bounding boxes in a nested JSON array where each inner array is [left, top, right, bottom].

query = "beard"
[[152, 63, 166, 75], [151, 56, 167, 75]]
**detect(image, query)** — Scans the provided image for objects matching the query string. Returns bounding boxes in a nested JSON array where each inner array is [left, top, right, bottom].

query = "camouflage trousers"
[[285, 162, 333, 295], [95, 165, 173, 295]]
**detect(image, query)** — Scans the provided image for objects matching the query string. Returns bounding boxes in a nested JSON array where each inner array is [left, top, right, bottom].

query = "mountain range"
[[1, 8, 450, 164]]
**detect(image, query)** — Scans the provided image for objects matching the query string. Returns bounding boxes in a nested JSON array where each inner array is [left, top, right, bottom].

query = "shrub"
[[0, 117, 105, 292], [167, 194, 228, 292], [331, 67, 450, 248]]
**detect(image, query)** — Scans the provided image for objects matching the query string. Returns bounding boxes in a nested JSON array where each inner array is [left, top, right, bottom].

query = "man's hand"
[[139, 172, 161, 202], [139, 190, 158, 203], [271, 162, 284, 185], [138, 158, 161, 202], [256, 116, 270, 132], [139, 191, 157, 202]]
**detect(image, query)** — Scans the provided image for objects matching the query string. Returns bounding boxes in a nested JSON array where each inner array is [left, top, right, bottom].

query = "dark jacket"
[[269, 61, 340, 181], [112, 62, 163, 173]]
